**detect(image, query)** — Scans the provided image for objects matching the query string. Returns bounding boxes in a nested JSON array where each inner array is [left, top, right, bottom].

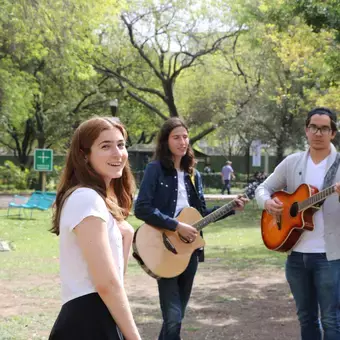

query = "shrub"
[[0, 161, 62, 191], [0, 161, 30, 190]]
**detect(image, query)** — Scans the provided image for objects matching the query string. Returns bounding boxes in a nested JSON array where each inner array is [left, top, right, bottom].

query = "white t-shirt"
[[59, 188, 124, 304], [174, 170, 190, 217], [293, 156, 328, 253]]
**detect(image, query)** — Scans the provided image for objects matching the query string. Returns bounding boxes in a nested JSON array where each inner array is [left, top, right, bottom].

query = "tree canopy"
[[0, 0, 339, 168]]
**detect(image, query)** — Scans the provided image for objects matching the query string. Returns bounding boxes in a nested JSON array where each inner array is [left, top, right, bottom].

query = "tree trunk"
[[18, 154, 29, 171], [276, 137, 285, 165], [245, 144, 251, 181], [10, 118, 35, 170], [163, 81, 178, 117]]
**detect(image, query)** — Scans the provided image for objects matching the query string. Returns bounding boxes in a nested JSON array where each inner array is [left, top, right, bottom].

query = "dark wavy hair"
[[305, 107, 337, 132], [51, 117, 135, 235], [154, 117, 195, 174]]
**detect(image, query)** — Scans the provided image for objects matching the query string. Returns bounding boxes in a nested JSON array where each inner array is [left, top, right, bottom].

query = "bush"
[[0, 161, 62, 191], [46, 165, 63, 191], [200, 173, 223, 189], [0, 161, 30, 190]]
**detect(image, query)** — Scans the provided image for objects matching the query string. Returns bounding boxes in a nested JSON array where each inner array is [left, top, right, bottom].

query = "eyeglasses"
[[307, 125, 332, 135]]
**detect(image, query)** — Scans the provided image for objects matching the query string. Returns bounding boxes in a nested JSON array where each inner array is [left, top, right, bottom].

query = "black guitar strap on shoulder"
[[317, 153, 340, 207]]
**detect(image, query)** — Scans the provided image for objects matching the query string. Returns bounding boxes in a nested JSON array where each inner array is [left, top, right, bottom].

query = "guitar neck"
[[299, 185, 336, 211], [193, 194, 247, 231]]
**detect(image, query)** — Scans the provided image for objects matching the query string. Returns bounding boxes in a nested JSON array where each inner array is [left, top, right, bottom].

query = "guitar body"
[[261, 183, 320, 252], [133, 180, 260, 279], [133, 207, 205, 279]]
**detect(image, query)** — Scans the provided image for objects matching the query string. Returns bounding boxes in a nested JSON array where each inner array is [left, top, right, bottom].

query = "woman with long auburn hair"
[[49, 117, 141, 340], [134, 117, 248, 340]]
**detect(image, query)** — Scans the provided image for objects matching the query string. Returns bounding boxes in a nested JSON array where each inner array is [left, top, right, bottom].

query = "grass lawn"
[[0, 202, 287, 339]]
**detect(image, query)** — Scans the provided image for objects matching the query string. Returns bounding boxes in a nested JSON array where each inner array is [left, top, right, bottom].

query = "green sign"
[[34, 149, 53, 172]]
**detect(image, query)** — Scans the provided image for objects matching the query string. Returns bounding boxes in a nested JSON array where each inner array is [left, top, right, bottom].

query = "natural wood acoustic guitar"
[[132, 182, 260, 279], [261, 183, 337, 252]]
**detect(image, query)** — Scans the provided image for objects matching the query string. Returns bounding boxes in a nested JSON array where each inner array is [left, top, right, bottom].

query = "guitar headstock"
[[244, 180, 262, 200]]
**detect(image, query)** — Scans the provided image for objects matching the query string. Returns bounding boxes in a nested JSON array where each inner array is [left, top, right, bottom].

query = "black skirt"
[[49, 293, 124, 340]]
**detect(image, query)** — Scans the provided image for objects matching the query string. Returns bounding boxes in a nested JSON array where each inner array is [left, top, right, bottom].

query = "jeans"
[[329, 259, 340, 322], [221, 179, 231, 195], [157, 252, 198, 340], [285, 252, 340, 340]]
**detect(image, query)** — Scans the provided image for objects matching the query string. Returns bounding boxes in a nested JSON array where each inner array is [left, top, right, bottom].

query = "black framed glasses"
[[307, 124, 332, 135]]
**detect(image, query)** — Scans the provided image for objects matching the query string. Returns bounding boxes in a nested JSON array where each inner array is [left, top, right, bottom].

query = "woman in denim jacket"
[[134, 117, 247, 340]]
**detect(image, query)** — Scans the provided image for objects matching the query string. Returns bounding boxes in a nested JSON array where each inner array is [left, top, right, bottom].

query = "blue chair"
[[35, 191, 56, 202], [7, 192, 55, 218], [7, 194, 29, 217], [8, 192, 42, 217]]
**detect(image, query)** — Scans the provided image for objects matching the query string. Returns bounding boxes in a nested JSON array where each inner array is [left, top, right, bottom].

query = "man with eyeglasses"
[[255, 107, 340, 340]]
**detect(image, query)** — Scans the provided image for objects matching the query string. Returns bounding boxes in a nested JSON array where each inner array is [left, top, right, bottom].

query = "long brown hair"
[[51, 117, 135, 235], [154, 117, 195, 174]]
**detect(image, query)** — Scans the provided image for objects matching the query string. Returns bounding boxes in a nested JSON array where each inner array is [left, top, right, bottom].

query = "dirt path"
[[0, 262, 299, 340], [126, 264, 299, 340]]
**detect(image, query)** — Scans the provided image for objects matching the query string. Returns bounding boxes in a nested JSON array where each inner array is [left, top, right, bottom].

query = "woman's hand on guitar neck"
[[176, 222, 198, 242], [265, 198, 283, 216]]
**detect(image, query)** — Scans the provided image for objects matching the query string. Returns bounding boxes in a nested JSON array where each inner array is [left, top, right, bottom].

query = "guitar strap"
[[318, 153, 340, 207]]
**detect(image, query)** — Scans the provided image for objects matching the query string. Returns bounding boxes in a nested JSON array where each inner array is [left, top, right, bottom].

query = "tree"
[[175, 31, 262, 145], [227, 0, 339, 163], [0, 0, 122, 170], [231, 0, 340, 110], [95, 0, 245, 142]]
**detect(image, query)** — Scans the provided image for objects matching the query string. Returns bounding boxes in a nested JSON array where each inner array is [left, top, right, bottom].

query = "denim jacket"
[[134, 160, 235, 231]]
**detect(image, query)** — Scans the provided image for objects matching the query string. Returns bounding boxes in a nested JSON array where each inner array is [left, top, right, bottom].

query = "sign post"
[[34, 149, 53, 192]]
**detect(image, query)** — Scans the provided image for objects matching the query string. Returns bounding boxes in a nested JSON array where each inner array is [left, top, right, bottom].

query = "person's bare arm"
[[117, 220, 134, 274], [74, 216, 141, 340]]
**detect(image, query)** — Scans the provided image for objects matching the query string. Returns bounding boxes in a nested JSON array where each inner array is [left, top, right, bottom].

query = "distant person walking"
[[221, 160, 235, 195]]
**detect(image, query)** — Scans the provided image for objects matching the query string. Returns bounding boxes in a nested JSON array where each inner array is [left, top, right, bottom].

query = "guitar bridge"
[[162, 233, 178, 254]]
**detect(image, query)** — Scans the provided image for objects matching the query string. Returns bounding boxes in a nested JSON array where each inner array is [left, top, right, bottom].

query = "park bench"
[[7, 191, 56, 218]]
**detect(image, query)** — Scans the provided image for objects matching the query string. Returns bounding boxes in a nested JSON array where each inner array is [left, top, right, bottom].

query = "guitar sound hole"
[[162, 233, 178, 254], [290, 202, 299, 217]]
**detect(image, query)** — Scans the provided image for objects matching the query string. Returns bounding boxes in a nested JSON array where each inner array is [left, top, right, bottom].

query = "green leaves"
[[0, 0, 124, 167], [1, 0, 339, 169]]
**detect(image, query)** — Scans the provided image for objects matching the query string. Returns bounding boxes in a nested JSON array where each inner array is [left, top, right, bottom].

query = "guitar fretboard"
[[192, 194, 248, 231], [298, 185, 336, 211]]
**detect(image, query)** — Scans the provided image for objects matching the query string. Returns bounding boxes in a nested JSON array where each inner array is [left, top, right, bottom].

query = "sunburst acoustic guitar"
[[132, 181, 260, 279], [261, 183, 338, 252]]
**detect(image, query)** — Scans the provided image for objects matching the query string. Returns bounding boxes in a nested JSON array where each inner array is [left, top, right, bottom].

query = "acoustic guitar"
[[261, 183, 337, 252], [132, 182, 260, 279]]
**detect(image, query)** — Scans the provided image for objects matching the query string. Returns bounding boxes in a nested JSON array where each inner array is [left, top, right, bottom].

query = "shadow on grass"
[[2, 216, 41, 221]]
